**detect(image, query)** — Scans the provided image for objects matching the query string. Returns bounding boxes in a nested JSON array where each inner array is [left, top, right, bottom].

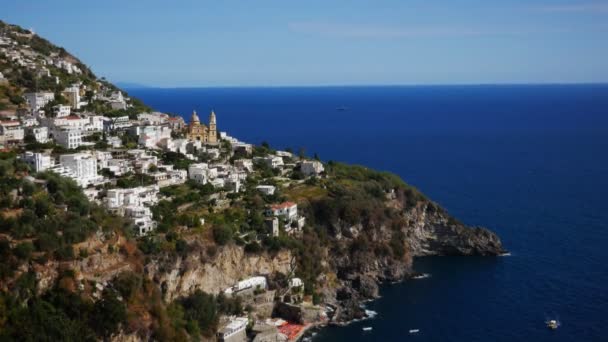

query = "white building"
[[104, 116, 131, 131], [256, 185, 276, 195], [106, 136, 122, 148], [138, 112, 169, 125], [217, 317, 248, 342], [53, 115, 88, 130], [0, 121, 24, 142], [27, 126, 49, 143], [135, 125, 172, 148], [92, 150, 113, 169], [289, 278, 304, 289], [188, 163, 209, 185], [234, 159, 254, 172], [20, 116, 38, 127], [104, 185, 159, 235], [224, 276, 267, 295], [300, 160, 325, 176], [53, 105, 71, 118], [85, 115, 105, 132], [254, 155, 284, 168], [62, 85, 81, 109], [276, 150, 293, 158], [59, 152, 103, 187], [22, 152, 54, 172], [23, 92, 54, 112], [106, 159, 132, 176], [104, 185, 159, 209], [266, 202, 298, 221], [54, 127, 82, 149]]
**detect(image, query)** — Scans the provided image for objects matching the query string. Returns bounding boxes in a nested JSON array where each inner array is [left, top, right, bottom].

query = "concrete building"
[[167, 116, 186, 131], [104, 185, 159, 235], [256, 185, 276, 195], [106, 136, 122, 148], [138, 112, 169, 125], [53, 104, 71, 118], [62, 85, 81, 109], [54, 127, 82, 149], [20, 116, 38, 127], [22, 151, 54, 172], [225, 276, 267, 295], [234, 159, 254, 172], [254, 156, 284, 169], [27, 126, 49, 143], [188, 163, 209, 184], [266, 202, 298, 222], [85, 115, 105, 132], [23, 92, 54, 112], [59, 152, 102, 187], [218, 317, 248, 342], [300, 160, 325, 176], [0, 121, 24, 142], [135, 125, 172, 148], [103, 116, 131, 131]]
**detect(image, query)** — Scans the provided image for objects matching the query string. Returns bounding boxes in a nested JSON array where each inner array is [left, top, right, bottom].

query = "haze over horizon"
[[3, 0, 608, 87]]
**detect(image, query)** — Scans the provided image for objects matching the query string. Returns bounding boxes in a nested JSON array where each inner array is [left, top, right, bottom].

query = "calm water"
[[128, 85, 608, 341]]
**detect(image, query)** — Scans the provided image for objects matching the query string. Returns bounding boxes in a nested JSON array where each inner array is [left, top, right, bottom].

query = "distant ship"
[[336, 106, 348, 111], [546, 319, 560, 330]]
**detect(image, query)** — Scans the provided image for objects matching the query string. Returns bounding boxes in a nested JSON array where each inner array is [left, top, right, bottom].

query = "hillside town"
[[0, 23, 333, 341], [0, 19, 507, 342], [5, 104, 326, 340]]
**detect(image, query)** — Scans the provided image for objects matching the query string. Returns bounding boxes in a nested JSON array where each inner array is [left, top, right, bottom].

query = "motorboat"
[[546, 319, 560, 330]]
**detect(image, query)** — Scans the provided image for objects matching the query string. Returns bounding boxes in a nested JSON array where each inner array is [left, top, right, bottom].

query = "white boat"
[[409, 329, 420, 334], [546, 319, 560, 330], [362, 327, 373, 331]]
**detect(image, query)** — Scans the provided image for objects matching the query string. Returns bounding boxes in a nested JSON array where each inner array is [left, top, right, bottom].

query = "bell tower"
[[208, 110, 217, 143]]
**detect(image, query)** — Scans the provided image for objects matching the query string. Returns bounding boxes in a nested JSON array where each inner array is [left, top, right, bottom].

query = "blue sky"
[[2, 0, 608, 86]]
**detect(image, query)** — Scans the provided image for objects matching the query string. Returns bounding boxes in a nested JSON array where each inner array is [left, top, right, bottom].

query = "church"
[[187, 110, 218, 144]]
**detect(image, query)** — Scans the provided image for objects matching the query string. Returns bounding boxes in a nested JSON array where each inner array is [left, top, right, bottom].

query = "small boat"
[[362, 327, 373, 331], [546, 319, 560, 330], [336, 106, 348, 111], [409, 329, 420, 334]]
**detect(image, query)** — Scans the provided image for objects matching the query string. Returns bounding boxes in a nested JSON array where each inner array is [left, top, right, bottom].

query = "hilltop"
[[0, 21, 504, 341], [0, 20, 149, 118]]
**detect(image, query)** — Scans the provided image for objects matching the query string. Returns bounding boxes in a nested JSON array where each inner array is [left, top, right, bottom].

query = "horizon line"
[[117, 81, 608, 90]]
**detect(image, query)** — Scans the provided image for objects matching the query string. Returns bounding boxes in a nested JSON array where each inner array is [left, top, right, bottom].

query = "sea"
[[127, 85, 608, 341]]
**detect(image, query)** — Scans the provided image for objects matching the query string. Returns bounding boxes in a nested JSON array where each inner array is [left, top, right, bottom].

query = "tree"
[[13, 242, 33, 260], [182, 291, 218, 337], [90, 290, 126, 339], [212, 225, 232, 245]]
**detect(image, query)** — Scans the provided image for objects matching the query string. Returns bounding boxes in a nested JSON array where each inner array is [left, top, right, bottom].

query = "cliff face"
[[319, 200, 504, 321], [145, 244, 293, 302], [404, 202, 505, 256]]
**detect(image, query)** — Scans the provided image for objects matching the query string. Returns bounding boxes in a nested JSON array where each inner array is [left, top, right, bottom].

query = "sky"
[[2, 0, 608, 87]]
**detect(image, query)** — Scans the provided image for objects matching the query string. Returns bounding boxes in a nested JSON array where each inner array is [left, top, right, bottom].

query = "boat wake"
[[412, 273, 431, 279]]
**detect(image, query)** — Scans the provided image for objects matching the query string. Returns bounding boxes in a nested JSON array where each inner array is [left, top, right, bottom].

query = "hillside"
[[0, 21, 505, 341], [0, 20, 149, 118]]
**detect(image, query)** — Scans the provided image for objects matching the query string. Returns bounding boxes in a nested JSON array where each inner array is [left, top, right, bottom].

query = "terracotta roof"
[[0, 120, 20, 125], [270, 202, 297, 210], [66, 115, 82, 120]]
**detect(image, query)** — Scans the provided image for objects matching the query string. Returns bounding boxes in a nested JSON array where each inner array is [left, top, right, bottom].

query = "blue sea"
[[127, 85, 608, 341]]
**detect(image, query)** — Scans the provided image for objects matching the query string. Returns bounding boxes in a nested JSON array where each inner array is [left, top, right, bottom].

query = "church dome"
[[191, 110, 200, 123]]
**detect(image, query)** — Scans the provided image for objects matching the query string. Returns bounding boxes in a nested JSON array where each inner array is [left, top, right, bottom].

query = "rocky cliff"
[[145, 244, 293, 302], [316, 199, 505, 322]]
